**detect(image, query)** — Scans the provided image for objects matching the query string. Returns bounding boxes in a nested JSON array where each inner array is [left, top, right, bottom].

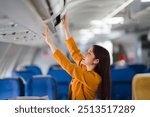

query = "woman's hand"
[[42, 25, 57, 53], [61, 14, 69, 31], [42, 25, 52, 45], [61, 14, 71, 39]]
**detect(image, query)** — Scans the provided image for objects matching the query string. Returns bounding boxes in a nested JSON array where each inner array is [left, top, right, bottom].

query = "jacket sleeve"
[[65, 37, 83, 65], [53, 49, 101, 90]]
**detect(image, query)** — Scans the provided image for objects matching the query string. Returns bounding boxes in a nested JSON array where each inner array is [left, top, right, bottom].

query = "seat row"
[[111, 63, 150, 73], [111, 63, 150, 100], [11, 65, 71, 100], [1, 64, 149, 100], [0, 76, 57, 100]]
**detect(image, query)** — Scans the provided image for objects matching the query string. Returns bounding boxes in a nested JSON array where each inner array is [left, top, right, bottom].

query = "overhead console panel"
[[0, 0, 66, 46]]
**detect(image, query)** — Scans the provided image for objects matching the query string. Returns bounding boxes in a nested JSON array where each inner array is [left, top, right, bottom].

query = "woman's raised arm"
[[61, 15, 72, 40], [42, 25, 57, 54], [61, 15, 83, 65]]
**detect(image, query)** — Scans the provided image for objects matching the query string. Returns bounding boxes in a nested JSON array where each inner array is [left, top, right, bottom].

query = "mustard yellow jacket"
[[53, 37, 101, 100]]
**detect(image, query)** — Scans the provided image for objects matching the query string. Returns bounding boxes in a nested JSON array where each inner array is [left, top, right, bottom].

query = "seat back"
[[25, 76, 57, 100], [128, 64, 146, 73], [0, 78, 24, 99], [144, 68, 150, 73], [132, 74, 150, 100], [24, 65, 42, 75], [111, 67, 135, 100], [48, 65, 71, 100], [49, 64, 61, 70], [11, 70, 33, 83]]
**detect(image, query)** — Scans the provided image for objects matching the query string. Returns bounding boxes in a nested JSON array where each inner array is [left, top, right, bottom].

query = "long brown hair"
[[93, 45, 111, 100]]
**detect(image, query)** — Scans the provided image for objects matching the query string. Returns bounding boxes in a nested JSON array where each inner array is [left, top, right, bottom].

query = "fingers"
[[62, 18, 64, 23], [42, 25, 53, 44], [43, 25, 49, 38], [42, 33, 49, 45], [64, 14, 67, 21], [61, 13, 67, 23], [61, 17, 65, 25], [64, 13, 68, 22], [42, 33, 46, 37], [42, 33, 47, 41]]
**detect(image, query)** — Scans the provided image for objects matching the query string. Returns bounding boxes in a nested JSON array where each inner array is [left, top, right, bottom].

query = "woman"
[[42, 15, 111, 100]]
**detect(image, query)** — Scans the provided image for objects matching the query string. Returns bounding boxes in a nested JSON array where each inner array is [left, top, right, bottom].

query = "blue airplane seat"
[[128, 64, 146, 73], [24, 65, 42, 75], [111, 67, 135, 100], [49, 64, 61, 69], [25, 76, 57, 100], [11, 70, 33, 83], [56, 84, 70, 100], [48, 65, 71, 100], [144, 68, 150, 73], [0, 78, 24, 100], [110, 64, 115, 69]]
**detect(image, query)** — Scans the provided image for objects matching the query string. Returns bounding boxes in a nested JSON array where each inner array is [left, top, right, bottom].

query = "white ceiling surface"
[[0, 0, 133, 46], [68, 0, 131, 29]]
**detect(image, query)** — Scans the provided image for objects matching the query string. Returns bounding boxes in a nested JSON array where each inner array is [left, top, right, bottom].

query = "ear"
[[94, 59, 99, 64]]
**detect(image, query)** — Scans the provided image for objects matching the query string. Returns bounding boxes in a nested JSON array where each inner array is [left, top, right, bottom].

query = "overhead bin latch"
[[45, 0, 66, 33]]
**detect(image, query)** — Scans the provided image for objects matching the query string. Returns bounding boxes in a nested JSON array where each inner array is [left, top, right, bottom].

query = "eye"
[[88, 52, 91, 55], [89, 50, 92, 54]]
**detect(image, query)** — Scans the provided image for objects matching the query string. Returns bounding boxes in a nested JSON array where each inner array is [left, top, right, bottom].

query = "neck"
[[86, 65, 95, 71]]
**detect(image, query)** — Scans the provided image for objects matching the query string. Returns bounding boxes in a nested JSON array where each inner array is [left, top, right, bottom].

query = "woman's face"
[[81, 47, 96, 65]]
